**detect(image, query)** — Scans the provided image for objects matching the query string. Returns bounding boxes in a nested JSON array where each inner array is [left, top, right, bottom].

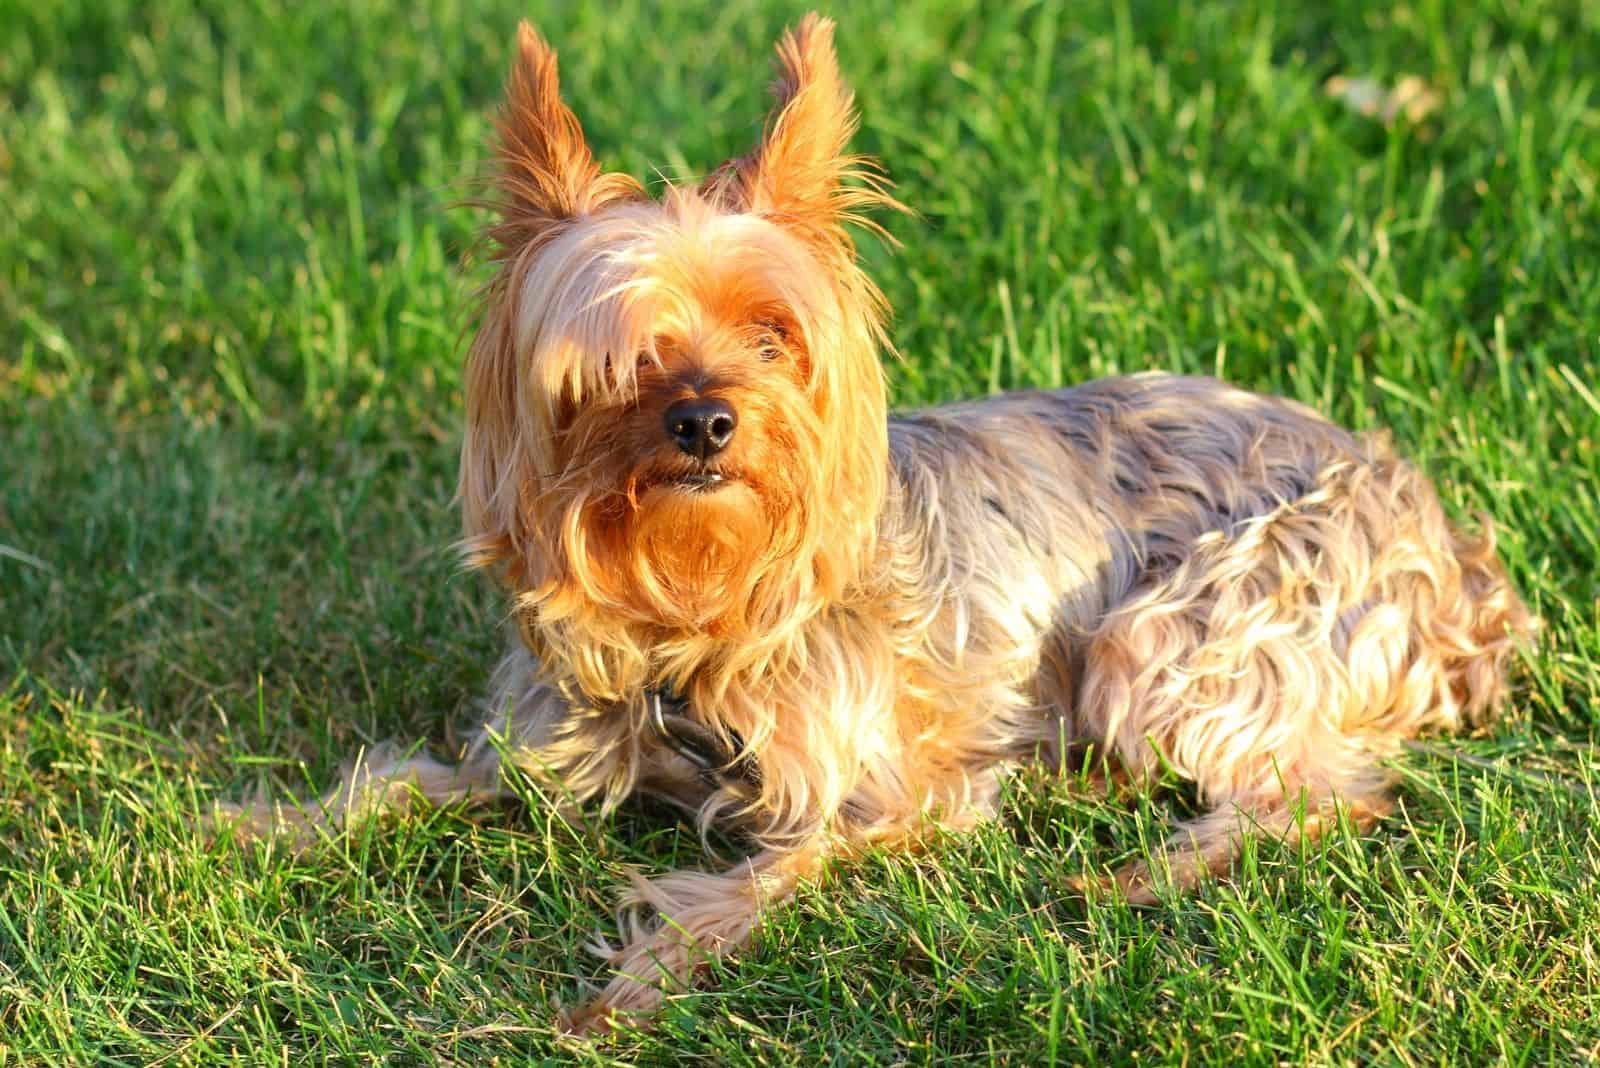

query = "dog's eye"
[[755, 320, 789, 361], [601, 351, 654, 387]]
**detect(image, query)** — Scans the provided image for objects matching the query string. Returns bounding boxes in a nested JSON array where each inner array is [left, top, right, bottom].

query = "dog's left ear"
[[704, 13, 892, 256]]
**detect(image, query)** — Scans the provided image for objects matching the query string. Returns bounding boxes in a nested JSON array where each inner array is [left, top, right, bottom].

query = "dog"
[[218, 13, 1536, 1033]]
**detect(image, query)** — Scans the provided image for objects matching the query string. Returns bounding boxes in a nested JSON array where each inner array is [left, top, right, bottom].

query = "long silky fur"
[[215, 13, 1538, 1035]]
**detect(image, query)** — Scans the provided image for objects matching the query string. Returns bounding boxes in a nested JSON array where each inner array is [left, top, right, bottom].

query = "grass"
[[3, 0, 1598, 1062]]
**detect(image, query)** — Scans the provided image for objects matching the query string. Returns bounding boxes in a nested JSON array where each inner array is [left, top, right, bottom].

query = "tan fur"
[[216, 14, 1537, 1035]]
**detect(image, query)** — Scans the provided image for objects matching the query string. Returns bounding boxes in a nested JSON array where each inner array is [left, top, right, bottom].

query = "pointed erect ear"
[[703, 14, 894, 250], [461, 25, 642, 577], [490, 22, 640, 239]]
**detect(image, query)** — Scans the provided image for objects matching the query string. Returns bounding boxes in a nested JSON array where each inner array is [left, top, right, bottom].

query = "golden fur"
[[217, 14, 1537, 1034]]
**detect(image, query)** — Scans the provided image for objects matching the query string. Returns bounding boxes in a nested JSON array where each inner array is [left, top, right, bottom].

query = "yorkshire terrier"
[[220, 14, 1536, 1033]]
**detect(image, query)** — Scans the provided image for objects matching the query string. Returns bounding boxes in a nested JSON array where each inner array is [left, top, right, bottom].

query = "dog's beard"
[[533, 372, 830, 638], [630, 478, 776, 628], [553, 465, 799, 635]]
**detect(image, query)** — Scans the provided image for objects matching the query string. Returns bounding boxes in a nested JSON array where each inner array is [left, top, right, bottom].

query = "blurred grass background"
[[2, 0, 1597, 1062]]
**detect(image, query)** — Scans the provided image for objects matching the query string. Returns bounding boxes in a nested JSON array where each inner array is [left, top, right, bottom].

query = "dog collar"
[[647, 690, 762, 792]]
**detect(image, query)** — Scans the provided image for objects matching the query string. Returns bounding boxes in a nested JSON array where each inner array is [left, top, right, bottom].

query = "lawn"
[[3, 0, 1598, 1062]]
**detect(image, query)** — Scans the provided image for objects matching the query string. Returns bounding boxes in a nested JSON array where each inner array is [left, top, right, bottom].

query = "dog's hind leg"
[[1075, 777, 1397, 904], [1071, 454, 1532, 903]]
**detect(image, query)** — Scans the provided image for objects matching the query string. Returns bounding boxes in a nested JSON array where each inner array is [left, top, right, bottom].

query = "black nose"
[[663, 398, 738, 459]]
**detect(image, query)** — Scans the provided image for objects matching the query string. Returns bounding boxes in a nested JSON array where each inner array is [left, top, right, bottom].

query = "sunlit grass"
[[3, 0, 1597, 1062]]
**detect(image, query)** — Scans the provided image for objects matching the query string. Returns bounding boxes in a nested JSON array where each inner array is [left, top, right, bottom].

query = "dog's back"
[[885, 372, 1535, 901]]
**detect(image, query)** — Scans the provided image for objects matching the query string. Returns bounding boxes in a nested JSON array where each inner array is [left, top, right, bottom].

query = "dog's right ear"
[[489, 22, 640, 241], [462, 25, 642, 579]]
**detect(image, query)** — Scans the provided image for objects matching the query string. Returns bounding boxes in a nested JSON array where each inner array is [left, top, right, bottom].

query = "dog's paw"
[[557, 973, 667, 1039], [557, 997, 652, 1041], [204, 798, 272, 844], [556, 1001, 618, 1040], [203, 796, 325, 852], [1065, 861, 1163, 906]]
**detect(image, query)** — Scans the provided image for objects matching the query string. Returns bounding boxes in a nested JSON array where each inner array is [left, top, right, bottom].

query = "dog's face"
[[461, 16, 895, 638]]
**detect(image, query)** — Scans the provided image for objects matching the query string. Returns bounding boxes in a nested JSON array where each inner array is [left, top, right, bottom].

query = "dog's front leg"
[[562, 839, 830, 1035], [212, 648, 592, 845]]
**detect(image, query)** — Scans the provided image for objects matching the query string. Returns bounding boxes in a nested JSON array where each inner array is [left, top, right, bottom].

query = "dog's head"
[[461, 15, 896, 641]]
